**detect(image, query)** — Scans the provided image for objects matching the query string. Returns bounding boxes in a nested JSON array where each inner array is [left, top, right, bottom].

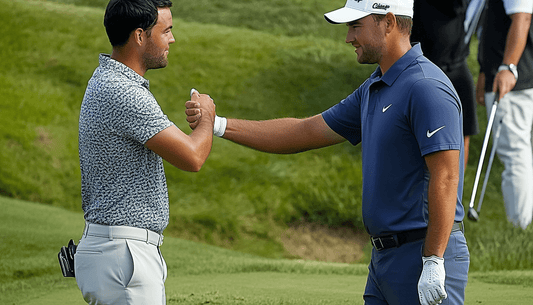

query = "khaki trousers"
[[74, 223, 167, 304]]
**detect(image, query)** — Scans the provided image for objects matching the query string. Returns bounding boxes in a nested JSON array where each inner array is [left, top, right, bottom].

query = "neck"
[[379, 35, 412, 74], [110, 47, 146, 76]]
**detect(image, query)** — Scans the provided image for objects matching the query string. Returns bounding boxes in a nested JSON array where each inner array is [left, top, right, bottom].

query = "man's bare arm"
[[146, 93, 215, 172], [423, 149, 461, 257], [185, 99, 345, 154], [493, 12, 532, 100], [222, 114, 346, 154]]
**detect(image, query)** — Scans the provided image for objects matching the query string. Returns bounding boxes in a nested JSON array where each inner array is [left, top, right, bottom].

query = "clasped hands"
[[185, 89, 227, 137], [185, 88, 215, 130]]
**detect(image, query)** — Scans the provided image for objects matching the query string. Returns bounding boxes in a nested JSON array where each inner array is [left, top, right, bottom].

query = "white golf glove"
[[418, 255, 447, 305]]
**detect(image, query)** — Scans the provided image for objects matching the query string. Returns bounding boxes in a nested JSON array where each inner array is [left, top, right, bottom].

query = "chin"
[[149, 61, 169, 70]]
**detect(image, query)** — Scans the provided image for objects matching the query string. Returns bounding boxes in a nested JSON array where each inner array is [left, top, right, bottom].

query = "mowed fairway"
[[19, 274, 362, 304], [11, 275, 533, 305], [14, 276, 533, 305], [2, 197, 532, 305]]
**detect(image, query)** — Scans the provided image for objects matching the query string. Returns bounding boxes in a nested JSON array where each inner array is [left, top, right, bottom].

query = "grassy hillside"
[[1, 0, 532, 272], [0, 0, 371, 259], [40, 0, 347, 39]]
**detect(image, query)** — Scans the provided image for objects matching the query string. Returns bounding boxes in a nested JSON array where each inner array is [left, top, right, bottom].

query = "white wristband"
[[214, 115, 227, 137]]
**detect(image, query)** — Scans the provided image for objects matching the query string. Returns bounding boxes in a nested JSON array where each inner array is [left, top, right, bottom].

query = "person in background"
[[75, 0, 215, 303], [411, 0, 479, 168], [187, 0, 470, 304], [476, 0, 533, 230]]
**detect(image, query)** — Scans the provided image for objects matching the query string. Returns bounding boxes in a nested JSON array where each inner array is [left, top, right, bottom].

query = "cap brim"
[[324, 7, 371, 24]]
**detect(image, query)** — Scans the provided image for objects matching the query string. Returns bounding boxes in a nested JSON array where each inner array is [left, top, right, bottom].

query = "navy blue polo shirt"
[[322, 44, 465, 236]]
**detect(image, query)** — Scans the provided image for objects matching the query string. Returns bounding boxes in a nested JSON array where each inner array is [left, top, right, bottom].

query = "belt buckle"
[[371, 237, 384, 251], [371, 235, 398, 251], [451, 221, 464, 233]]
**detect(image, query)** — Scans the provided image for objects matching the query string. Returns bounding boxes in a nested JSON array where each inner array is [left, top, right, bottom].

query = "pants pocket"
[[124, 240, 137, 288], [123, 240, 166, 303], [75, 238, 134, 304], [158, 247, 167, 282], [452, 232, 470, 263], [121, 241, 135, 288]]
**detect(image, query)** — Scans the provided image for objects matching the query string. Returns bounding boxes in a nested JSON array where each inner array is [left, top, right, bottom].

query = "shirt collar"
[[370, 43, 424, 86], [99, 54, 150, 89]]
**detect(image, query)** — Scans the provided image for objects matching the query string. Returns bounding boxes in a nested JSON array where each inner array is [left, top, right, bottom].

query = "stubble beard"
[[357, 44, 382, 65], [143, 52, 168, 70], [143, 39, 168, 70]]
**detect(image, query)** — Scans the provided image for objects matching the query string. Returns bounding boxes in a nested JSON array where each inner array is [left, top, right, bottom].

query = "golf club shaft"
[[476, 117, 503, 213], [469, 100, 499, 209]]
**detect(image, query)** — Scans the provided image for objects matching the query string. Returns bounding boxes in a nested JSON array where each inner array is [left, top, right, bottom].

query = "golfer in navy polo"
[[186, 0, 470, 304]]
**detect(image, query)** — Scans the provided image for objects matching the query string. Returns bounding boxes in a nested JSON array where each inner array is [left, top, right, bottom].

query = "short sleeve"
[[409, 79, 462, 156], [503, 0, 533, 15], [321, 89, 363, 146], [108, 85, 174, 144]]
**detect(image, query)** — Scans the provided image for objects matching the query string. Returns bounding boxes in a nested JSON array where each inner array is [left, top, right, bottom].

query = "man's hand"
[[185, 89, 214, 130], [185, 98, 201, 130], [493, 69, 517, 101], [186, 89, 227, 136], [418, 255, 447, 305]]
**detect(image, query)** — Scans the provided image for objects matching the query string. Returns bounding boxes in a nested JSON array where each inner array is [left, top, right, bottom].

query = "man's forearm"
[[222, 115, 345, 154], [223, 118, 308, 154], [145, 113, 214, 172], [503, 13, 531, 66], [188, 113, 215, 165], [423, 150, 460, 257], [424, 181, 457, 257]]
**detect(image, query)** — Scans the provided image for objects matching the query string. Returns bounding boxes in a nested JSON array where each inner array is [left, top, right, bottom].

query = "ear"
[[384, 12, 396, 34], [133, 28, 144, 46]]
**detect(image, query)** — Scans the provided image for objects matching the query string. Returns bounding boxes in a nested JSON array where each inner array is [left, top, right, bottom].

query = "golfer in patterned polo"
[[75, 0, 215, 303]]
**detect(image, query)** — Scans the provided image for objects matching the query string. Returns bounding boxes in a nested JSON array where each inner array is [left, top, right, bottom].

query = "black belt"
[[370, 222, 464, 251]]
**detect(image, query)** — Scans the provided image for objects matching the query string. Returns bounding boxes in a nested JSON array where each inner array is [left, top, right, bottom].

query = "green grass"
[[0, 0, 371, 259], [1, 0, 533, 275], [43, 0, 347, 39], [2, 197, 533, 304], [0, 195, 367, 304]]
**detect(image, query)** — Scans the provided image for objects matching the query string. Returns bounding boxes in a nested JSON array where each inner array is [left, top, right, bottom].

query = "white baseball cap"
[[324, 0, 414, 24]]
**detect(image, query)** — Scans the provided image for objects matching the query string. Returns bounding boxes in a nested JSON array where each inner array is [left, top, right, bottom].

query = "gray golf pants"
[[485, 89, 533, 229], [74, 223, 167, 304]]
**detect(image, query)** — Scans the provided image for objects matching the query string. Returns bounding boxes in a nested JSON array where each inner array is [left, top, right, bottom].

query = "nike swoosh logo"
[[427, 126, 446, 138], [382, 104, 392, 112]]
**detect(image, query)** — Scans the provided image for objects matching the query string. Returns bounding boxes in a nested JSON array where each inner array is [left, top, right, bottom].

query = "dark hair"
[[104, 0, 173, 47], [371, 14, 412, 35]]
